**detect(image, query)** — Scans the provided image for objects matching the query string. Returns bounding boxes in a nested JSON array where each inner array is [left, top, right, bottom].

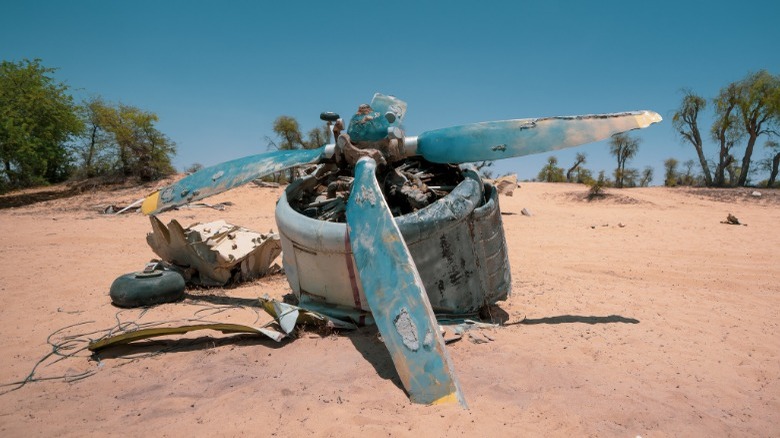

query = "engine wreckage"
[[99, 94, 661, 407]]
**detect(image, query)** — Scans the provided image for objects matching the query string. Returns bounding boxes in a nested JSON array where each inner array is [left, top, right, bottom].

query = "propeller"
[[141, 97, 660, 214], [346, 156, 467, 406], [137, 95, 662, 406]]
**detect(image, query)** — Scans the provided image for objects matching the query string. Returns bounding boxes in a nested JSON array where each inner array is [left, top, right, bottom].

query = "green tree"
[[761, 139, 780, 187], [0, 59, 83, 191], [266, 115, 333, 181], [672, 90, 713, 186], [305, 125, 330, 149], [711, 83, 743, 186], [537, 156, 564, 182], [566, 152, 587, 182], [609, 133, 640, 188], [664, 158, 679, 187], [575, 167, 594, 185], [640, 166, 654, 187], [268, 115, 331, 150], [588, 170, 609, 198], [676, 71, 780, 187], [269, 116, 305, 151], [622, 168, 639, 188], [185, 163, 204, 174], [681, 159, 697, 186], [103, 104, 176, 180], [74, 99, 176, 181], [74, 97, 115, 178], [733, 70, 780, 186]]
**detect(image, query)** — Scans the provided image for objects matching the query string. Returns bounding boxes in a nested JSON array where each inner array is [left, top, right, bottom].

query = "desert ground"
[[0, 179, 778, 437]]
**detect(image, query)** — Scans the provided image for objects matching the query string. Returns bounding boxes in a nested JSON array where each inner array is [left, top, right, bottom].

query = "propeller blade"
[[346, 157, 467, 407], [141, 146, 328, 215], [411, 110, 662, 163]]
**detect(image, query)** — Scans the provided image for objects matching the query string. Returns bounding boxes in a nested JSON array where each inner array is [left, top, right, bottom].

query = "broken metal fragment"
[[146, 217, 282, 286], [88, 297, 356, 352]]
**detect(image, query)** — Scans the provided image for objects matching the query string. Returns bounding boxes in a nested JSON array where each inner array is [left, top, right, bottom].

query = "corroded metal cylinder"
[[275, 168, 511, 320]]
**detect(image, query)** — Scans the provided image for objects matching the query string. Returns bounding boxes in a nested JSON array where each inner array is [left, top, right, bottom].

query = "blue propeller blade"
[[346, 157, 467, 407], [413, 110, 662, 163], [142, 147, 326, 214]]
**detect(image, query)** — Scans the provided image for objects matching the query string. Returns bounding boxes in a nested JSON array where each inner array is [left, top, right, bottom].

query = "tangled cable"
[[0, 300, 267, 395]]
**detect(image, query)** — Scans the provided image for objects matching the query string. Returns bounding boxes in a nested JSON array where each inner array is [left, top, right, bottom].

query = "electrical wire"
[[0, 299, 272, 395]]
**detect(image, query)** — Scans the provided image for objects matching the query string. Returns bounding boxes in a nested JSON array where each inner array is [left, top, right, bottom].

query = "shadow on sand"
[[344, 327, 405, 392], [519, 314, 639, 325]]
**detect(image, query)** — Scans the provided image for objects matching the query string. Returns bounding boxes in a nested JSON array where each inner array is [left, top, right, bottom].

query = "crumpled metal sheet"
[[146, 216, 282, 286], [491, 173, 518, 196], [87, 297, 357, 352]]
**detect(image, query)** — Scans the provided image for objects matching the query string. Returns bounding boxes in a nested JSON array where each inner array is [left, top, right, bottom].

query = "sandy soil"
[[0, 180, 778, 437]]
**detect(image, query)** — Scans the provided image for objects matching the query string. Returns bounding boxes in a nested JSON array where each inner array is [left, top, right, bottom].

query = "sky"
[[2, 0, 779, 184]]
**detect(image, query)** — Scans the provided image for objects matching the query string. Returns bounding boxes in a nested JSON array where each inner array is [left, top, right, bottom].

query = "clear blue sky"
[[2, 0, 779, 184]]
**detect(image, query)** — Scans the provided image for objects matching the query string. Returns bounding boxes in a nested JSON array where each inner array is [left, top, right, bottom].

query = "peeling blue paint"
[[416, 111, 659, 163], [346, 157, 467, 407]]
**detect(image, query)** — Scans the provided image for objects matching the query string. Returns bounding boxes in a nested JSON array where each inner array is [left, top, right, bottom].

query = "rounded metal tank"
[[274, 167, 511, 320]]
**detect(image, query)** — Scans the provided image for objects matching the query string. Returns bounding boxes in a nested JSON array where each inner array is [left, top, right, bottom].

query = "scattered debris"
[[492, 174, 518, 196], [88, 296, 356, 352], [114, 197, 145, 215], [721, 213, 747, 226], [468, 332, 490, 344], [521, 207, 533, 216], [253, 180, 281, 188], [100, 199, 143, 215], [751, 191, 762, 197], [288, 158, 462, 222], [442, 318, 499, 346], [146, 217, 282, 286], [176, 201, 234, 211], [441, 327, 463, 344], [618, 222, 626, 228]]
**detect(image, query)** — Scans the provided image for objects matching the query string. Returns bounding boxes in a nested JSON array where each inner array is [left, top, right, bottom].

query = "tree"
[[672, 90, 713, 186], [681, 159, 697, 186], [664, 158, 679, 187], [574, 167, 594, 185], [733, 71, 780, 186], [566, 152, 587, 182], [0, 59, 83, 191], [622, 168, 640, 188], [673, 72, 779, 187], [640, 166, 654, 187], [711, 83, 743, 186], [74, 97, 115, 178], [762, 139, 780, 187], [588, 170, 609, 198], [104, 104, 176, 180], [537, 156, 564, 182], [266, 115, 333, 181], [305, 125, 330, 149], [73, 99, 176, 181], [185, 163, 204, 174], [269, 116, 305, 151], [609, 133, 640, 188]]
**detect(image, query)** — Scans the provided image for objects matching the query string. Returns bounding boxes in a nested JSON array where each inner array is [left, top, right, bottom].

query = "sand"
[[0, 180, 778, 437]]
